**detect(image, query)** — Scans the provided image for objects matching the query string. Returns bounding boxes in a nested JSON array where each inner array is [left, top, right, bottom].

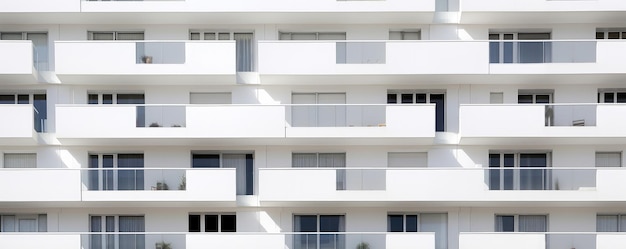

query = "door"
[[294, 215, 345, 249], [489, 153, 549, 190], [234, 33, 255, 72], [88, 154, 144, 191]]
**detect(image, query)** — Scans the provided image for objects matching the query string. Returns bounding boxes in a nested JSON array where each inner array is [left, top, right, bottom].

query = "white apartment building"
[[1, 0, 626, 248]]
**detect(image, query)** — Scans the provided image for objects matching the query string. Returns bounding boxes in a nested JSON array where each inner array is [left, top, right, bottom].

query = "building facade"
[[0, 0, 625, 248]]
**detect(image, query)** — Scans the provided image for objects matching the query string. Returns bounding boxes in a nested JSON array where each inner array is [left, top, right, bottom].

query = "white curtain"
[[119, 216, 144, 232], [1, 32, 22, 40], [519, 215, 547, 232], [3, 153, 36, 168], [2, 215, 15, 232], [18, 219, 36, 232], [420, 213, 447, 249], [223, 154, 247, 195], [235, 33, 254, 72], [319, 153, 345, 168], [117, 32, 144, 41], [596, 152, 621, 167], [293, 153, 318, 168], [597, 215, 619, 232], [38, 214, 47, 232]]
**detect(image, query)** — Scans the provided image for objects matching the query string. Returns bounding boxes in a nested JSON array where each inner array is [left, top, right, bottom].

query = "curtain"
[[234, 33, 254, 72], [519, 215, 547, 232], [18, 219, 36, 232], [90, 216, 102, 249], [596, 152, 621, 167], [223, 154, 247, 195], [119, 216, 145, 249], [117, 154, 144, 191], [495, 215, 514, 232], [293, 153, 318, 168], [292, 93, 317, 127], [37, 214, 47, 232], [2, 215, 15, 232], [117, 32, 144, 41], [294, 215, 318, 249], [420, 213, 448, 249], [1, 32, 22, 40], [3, 153, 36, 168], [319, 153, 346, 168], [597, 215, 618, 232]]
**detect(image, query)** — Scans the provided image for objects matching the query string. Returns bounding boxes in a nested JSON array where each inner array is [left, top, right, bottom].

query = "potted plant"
[[356, 242, 370, 249], [155, 241, 171, 249], [142, 55, 153, 64], [149, 122, 161, 127], [178, 175, 186, 190], [156, 181, 169, 190]]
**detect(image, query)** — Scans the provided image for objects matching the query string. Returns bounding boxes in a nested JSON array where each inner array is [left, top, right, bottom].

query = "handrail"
[[56, 103, 435, 107], [55, 40, 235, 44], [0, 167, 234, 171], [258, 39, 604, 43], [461, 103, 613, 107], [260, 167, 601, 170]]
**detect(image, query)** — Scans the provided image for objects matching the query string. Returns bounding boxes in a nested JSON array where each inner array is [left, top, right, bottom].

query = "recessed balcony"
[[0, 0, 79, 12], [80, 168, 236, 202], [0, 105, 37, 145], [54, 41, 236, 84], [0, 41, 40, 83], [77, 232, 434, 249], [460, 104, 626, 144], [56, 104, 434, 145], [257, 40, 488, 84]]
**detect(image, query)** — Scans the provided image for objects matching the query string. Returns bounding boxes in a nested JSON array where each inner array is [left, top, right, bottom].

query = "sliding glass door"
[[294, 215, 345, 249]]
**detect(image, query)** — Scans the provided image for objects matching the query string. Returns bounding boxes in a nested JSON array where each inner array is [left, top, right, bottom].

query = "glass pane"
[[608, 32, 620, 39], [117, 94, 145, 104], [401, 94, 413, 104], [204, 33, 216, 40], [33, 94, 46, 132], [88, 155, 99, 190], [518, 95, 533, 104], [218, 33, 230, 40], [17, 95, 29, 104], [431, 94, 445, 132], [0, 95, 14, 104], [92, 32, 114, 40], [88, 94, 99, 104], [388, 215, 404, 232], [102, 94, 113, 104], [189, 215, 201, 232], [536, 95, 551, 104], [406, 215, 418, 232], [597, 215, 618, 232], [205, 215, 218, 232], [496, 215, 515, 232], [503, 154, 514, 190], [1, 32, 22, 40], [117, 32, 144, 40], [596, 32, 605, 39], [489, 34, 500, 40], [489, 41, 500, 63], [221, 215, 236, 232], [295, 215, 317, 232], [190, 32, 200, 40], [192, 154, 220, 168], [617, 93, 626, 103], [387, 94, 397, 104], [520, 154, 547, 190], [519, 215, 547, 232], [604, 92, 615, 103], [489, 154, 501, 190], [415, 94, 427, 104], [320, 215, 344, 232]]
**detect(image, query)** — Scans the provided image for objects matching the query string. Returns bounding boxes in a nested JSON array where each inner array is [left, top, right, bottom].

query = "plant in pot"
[[178, 175, 186, 190], [155, 241, 171, 249], [142, 55, 153, 64], [356, 242, 370, 249], [156, 181, 169, 190]]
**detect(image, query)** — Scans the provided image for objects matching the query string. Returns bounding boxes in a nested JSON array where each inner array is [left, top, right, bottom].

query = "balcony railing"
[[487, 167, 596, 191], [137, 106, 186, 128], [84, 168, 186, 191], [460, 232, 599, 249], [489, 40, 596, 63], [290, 105, 386, 127], [545, 104, 597, 127], [78, 232, 435, 249]]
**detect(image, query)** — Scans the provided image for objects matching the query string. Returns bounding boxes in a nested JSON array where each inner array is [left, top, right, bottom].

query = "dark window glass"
[[387, 94, 397, 104], [296, 215, 318, 232], [192, 154, 220, 168], [489, 154, 501, 190], [88, 94, 99, 104], [489, 154, 500, 167], [520, 153, 547, 167], [205, 215, 218, 232], [17, 95, 29, 104], [189, 215, 201, 232], [489, 34, 499, 40], [117, 94, 145, 104], [33, 94, 46, 132], [535, 95, 550, 104], [246, 154, 254, 195], [608, 32, 620, 39], [406, 215, 418, 232], [320, 215, 343, 232], [605, 93, 615, 103], [388, 215, 404, 232], [0, 95, 14, 104], [431, 94, 445, 132], [117, 154, 144, 190], [503, 154, 514, 190], [500, 216, 515, 232], [103, 94, 113, 104], [596, 32, 604, 40], [221, 215, 236, 232], [88, 155, 99, 190], [617, 93, 626, 103], [518, 95, 533, 104], [401, 94, 413, 104], [415, 94, 427, 104]]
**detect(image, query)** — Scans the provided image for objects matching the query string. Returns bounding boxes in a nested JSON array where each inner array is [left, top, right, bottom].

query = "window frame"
[[87, 31, 145, 41], [188, 213, 237, 233], [495, 214, 548, 232]]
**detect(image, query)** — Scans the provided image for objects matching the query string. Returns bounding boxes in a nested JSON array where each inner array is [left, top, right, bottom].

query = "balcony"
[[258, 40, 488, 84], [78, 0, 434, 24], [81, 168, 236, 202], [0, 234, 80, 249], [0, 41, 40, 83], [56, 104, 433, 145], [286, 105, 436, 140], [460, 233, 603, 249], [258, 167, 626, 204], [79, 232, 434, 249], [54, 41, 236, 84], [0, 169, 80, 202], [0, 0, 79, 12], [459, 104, 626, 144], [0, 105, 37, 145]]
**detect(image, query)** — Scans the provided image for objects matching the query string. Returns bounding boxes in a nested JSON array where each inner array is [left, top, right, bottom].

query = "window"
[[190, 93, 232, 104], [489, 32, 551, 63], [389, 30, 421, 40], [0, 214, 46, 232], [0, 93, 47, 132], [388, 152, 427, 167], [489, 152, 551, 190], [191, 152, 253, 195], [293, 153, 346, 190], [596, 152, 621, 167], [387, 213, 447, 249], [292, 93, 346, 127], [189, 31, 255, 72], [495, 215, 547, 232], [596, 29, 626, 39], [387, 90, 445, 132], [90, 215, 144, 249], [293, 214, 345, 249], [188, 213, 236, 232], [598, 89, 626, 103], [3, 153, 36, 168], [87, 93, 145, 105], [88, 31, 144, 40], [279, 32, 346, 40], [490, 92, 504, 104], [88, 153, 144, 191], [597, 214, 626, 232], [517, 90, 552, 104]]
